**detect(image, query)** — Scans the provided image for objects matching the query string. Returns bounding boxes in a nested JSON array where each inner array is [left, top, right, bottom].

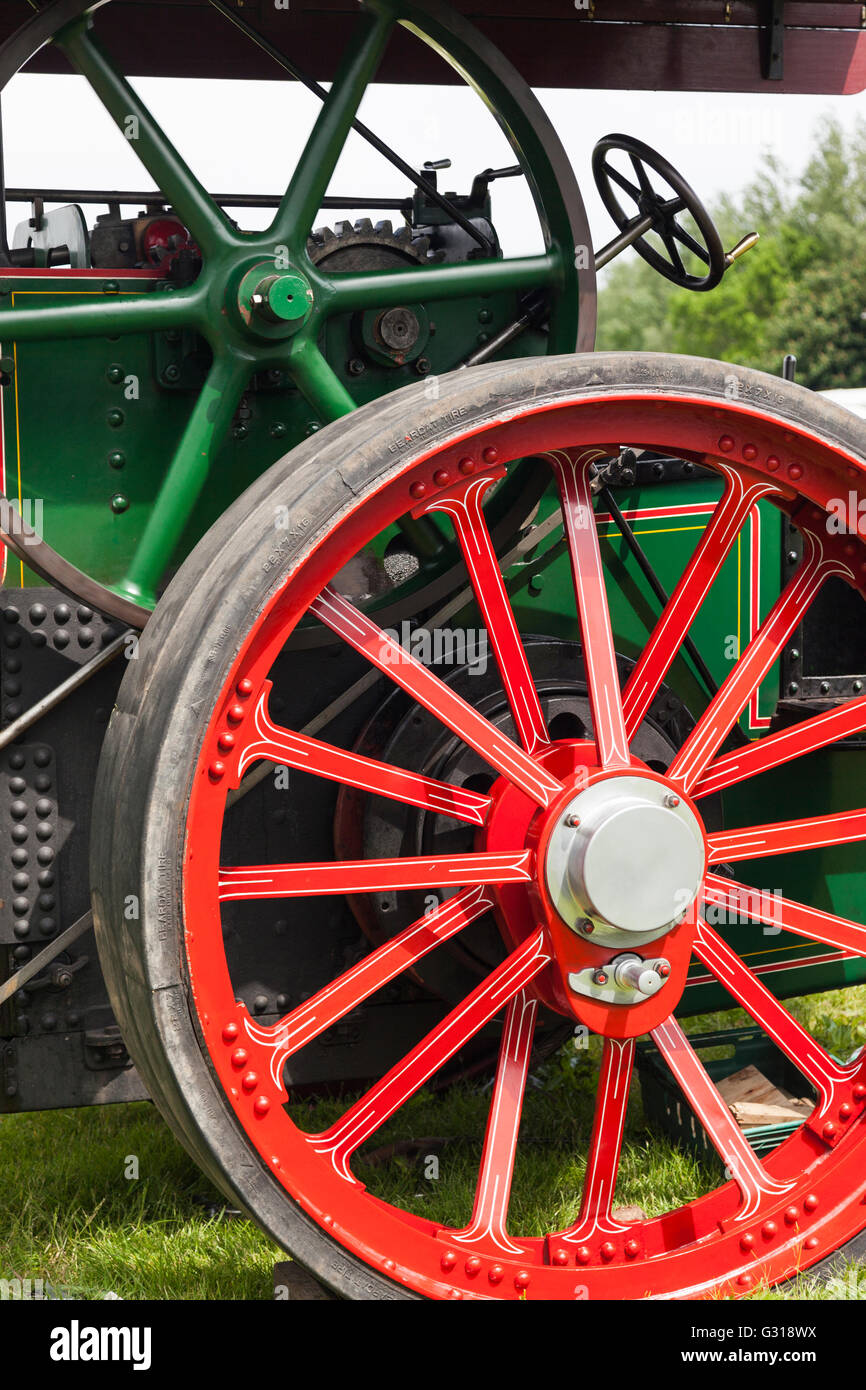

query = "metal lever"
[[724, 231, 760, 266], [594, 212, 656, 271]]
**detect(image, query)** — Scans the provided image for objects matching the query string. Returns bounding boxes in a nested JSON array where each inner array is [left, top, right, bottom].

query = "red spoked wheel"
[[93, 352, 866, 1300]]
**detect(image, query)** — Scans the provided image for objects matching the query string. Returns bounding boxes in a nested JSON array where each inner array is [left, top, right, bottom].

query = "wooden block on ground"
[[729, 1098, 813, 1127], [716, 1065, 812, 1129]]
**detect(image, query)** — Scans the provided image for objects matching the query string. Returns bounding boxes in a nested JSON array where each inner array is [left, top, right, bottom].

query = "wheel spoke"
[[559, 1038, 635, 1243], [272, 8, 393, 246], [546, 450, 630, 768], [629, 153, 653, 197], [707, 807, 866, 863], [622, 471, 774, 739], [121, 352, 250, 601], [324, 254, 556, 316], [445, 991, 538, 1255], [668, 532, 849, 794], [420, 476, 549, 754], [604, 162, 641, 201], [1, 287, 193, 345], [285, 339, 355, 423], [235, 681, 492, 825], [60, 21, 233, 255], [310, 928, 550, 1181], [693, 693, 866, 798], [660, 229, 685, 276], [310, 586, 563, 807], [652, 1017, 793, 1219], [243, 887, 496, 1074], [671, 222, 710, 265], [704, 871, 866, 959], [694, 919, 852, 1115], [218, 849, 534, 901]]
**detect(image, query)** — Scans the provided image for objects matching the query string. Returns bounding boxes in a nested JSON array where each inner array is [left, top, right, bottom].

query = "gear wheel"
[[306, 217, 441, 272]]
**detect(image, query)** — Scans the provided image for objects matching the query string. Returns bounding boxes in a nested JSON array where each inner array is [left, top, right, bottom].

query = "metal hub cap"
[[251, 271, 312, 325], [544, 775, 706, 938], [236, 261, 314, 339]]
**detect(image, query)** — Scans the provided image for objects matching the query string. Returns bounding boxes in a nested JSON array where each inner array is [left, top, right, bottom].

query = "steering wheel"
[[593, 133, 726, 292]]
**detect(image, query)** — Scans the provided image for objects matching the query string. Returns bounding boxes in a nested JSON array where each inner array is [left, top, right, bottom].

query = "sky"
[[3, 71, 866, 274]]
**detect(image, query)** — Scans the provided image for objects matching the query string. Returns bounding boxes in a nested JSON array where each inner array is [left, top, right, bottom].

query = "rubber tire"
[[91, 352, 866, 1299]]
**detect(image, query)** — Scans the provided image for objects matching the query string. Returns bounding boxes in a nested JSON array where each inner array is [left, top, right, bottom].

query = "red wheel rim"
[[182, 388, 866, 1299]]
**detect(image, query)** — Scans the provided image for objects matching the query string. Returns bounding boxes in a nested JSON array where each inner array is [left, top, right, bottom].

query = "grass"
[[0, 1104, 278, 1299], [1, 984, 865, 1300]]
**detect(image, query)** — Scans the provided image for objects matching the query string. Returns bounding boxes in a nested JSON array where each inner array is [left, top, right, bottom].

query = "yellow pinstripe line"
[[8, 284, 146, 589], [599, 524, 706, 538]]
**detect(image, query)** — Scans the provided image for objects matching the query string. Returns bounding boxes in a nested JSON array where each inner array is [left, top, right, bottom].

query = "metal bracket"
[[568, 954, 671, 1006], [764, 0, 785, 80]]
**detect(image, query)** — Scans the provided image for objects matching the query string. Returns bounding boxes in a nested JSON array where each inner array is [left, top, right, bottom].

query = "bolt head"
[[663, 793, 680, 809], [565, 813, 581, 827]]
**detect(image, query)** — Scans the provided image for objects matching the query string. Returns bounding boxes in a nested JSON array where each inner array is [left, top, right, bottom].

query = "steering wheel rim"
[[592, 133, 726, 292]]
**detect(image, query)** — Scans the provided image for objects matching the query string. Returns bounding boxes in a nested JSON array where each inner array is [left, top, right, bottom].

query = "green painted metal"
[[1, 0, 581, 607]]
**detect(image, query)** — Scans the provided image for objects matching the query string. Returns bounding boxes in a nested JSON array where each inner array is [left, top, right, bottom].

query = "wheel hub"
[[235, 259, 314, 339], [544, 775, 705, 945], [250, 271, 312, 326]]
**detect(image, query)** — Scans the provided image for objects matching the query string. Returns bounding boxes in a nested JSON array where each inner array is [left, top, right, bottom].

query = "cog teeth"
[[374, 220, 393, 237], [354, 217, 374, 235], [334, 220, 353, 238], [429, 248, 447, 263], [413, 236, 431, 255], [315, 225, 336, 244], [393, 225, 412, 243]]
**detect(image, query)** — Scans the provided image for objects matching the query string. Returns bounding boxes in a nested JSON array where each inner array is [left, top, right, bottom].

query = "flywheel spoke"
[[652, 1018, 794, 1219], [310, 929, 550, 1182], [120, 352, 250, 602], [703, 871, 866, 957], [546, 449, 630, 768], [420, 476, 549, 754], [693, 919, 853, 1115], [284, 339, 356, 423], [59, 20, 234, 256], [243, 887, 496, 1070], [218, 849, 534, 901], [668, 532, 850, 794], [693, 692, 866, 798], [0, 287, 194, 346], [310, 586, 563, 806], [707, 807, 866, 862], [324, 253, 557, 316], [445, 991, 538, 1255], [235, 682, 492, 825], [559, 1037, 635, 1243], [272, 8, 393, 247], [622, 471, 774, 739]]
